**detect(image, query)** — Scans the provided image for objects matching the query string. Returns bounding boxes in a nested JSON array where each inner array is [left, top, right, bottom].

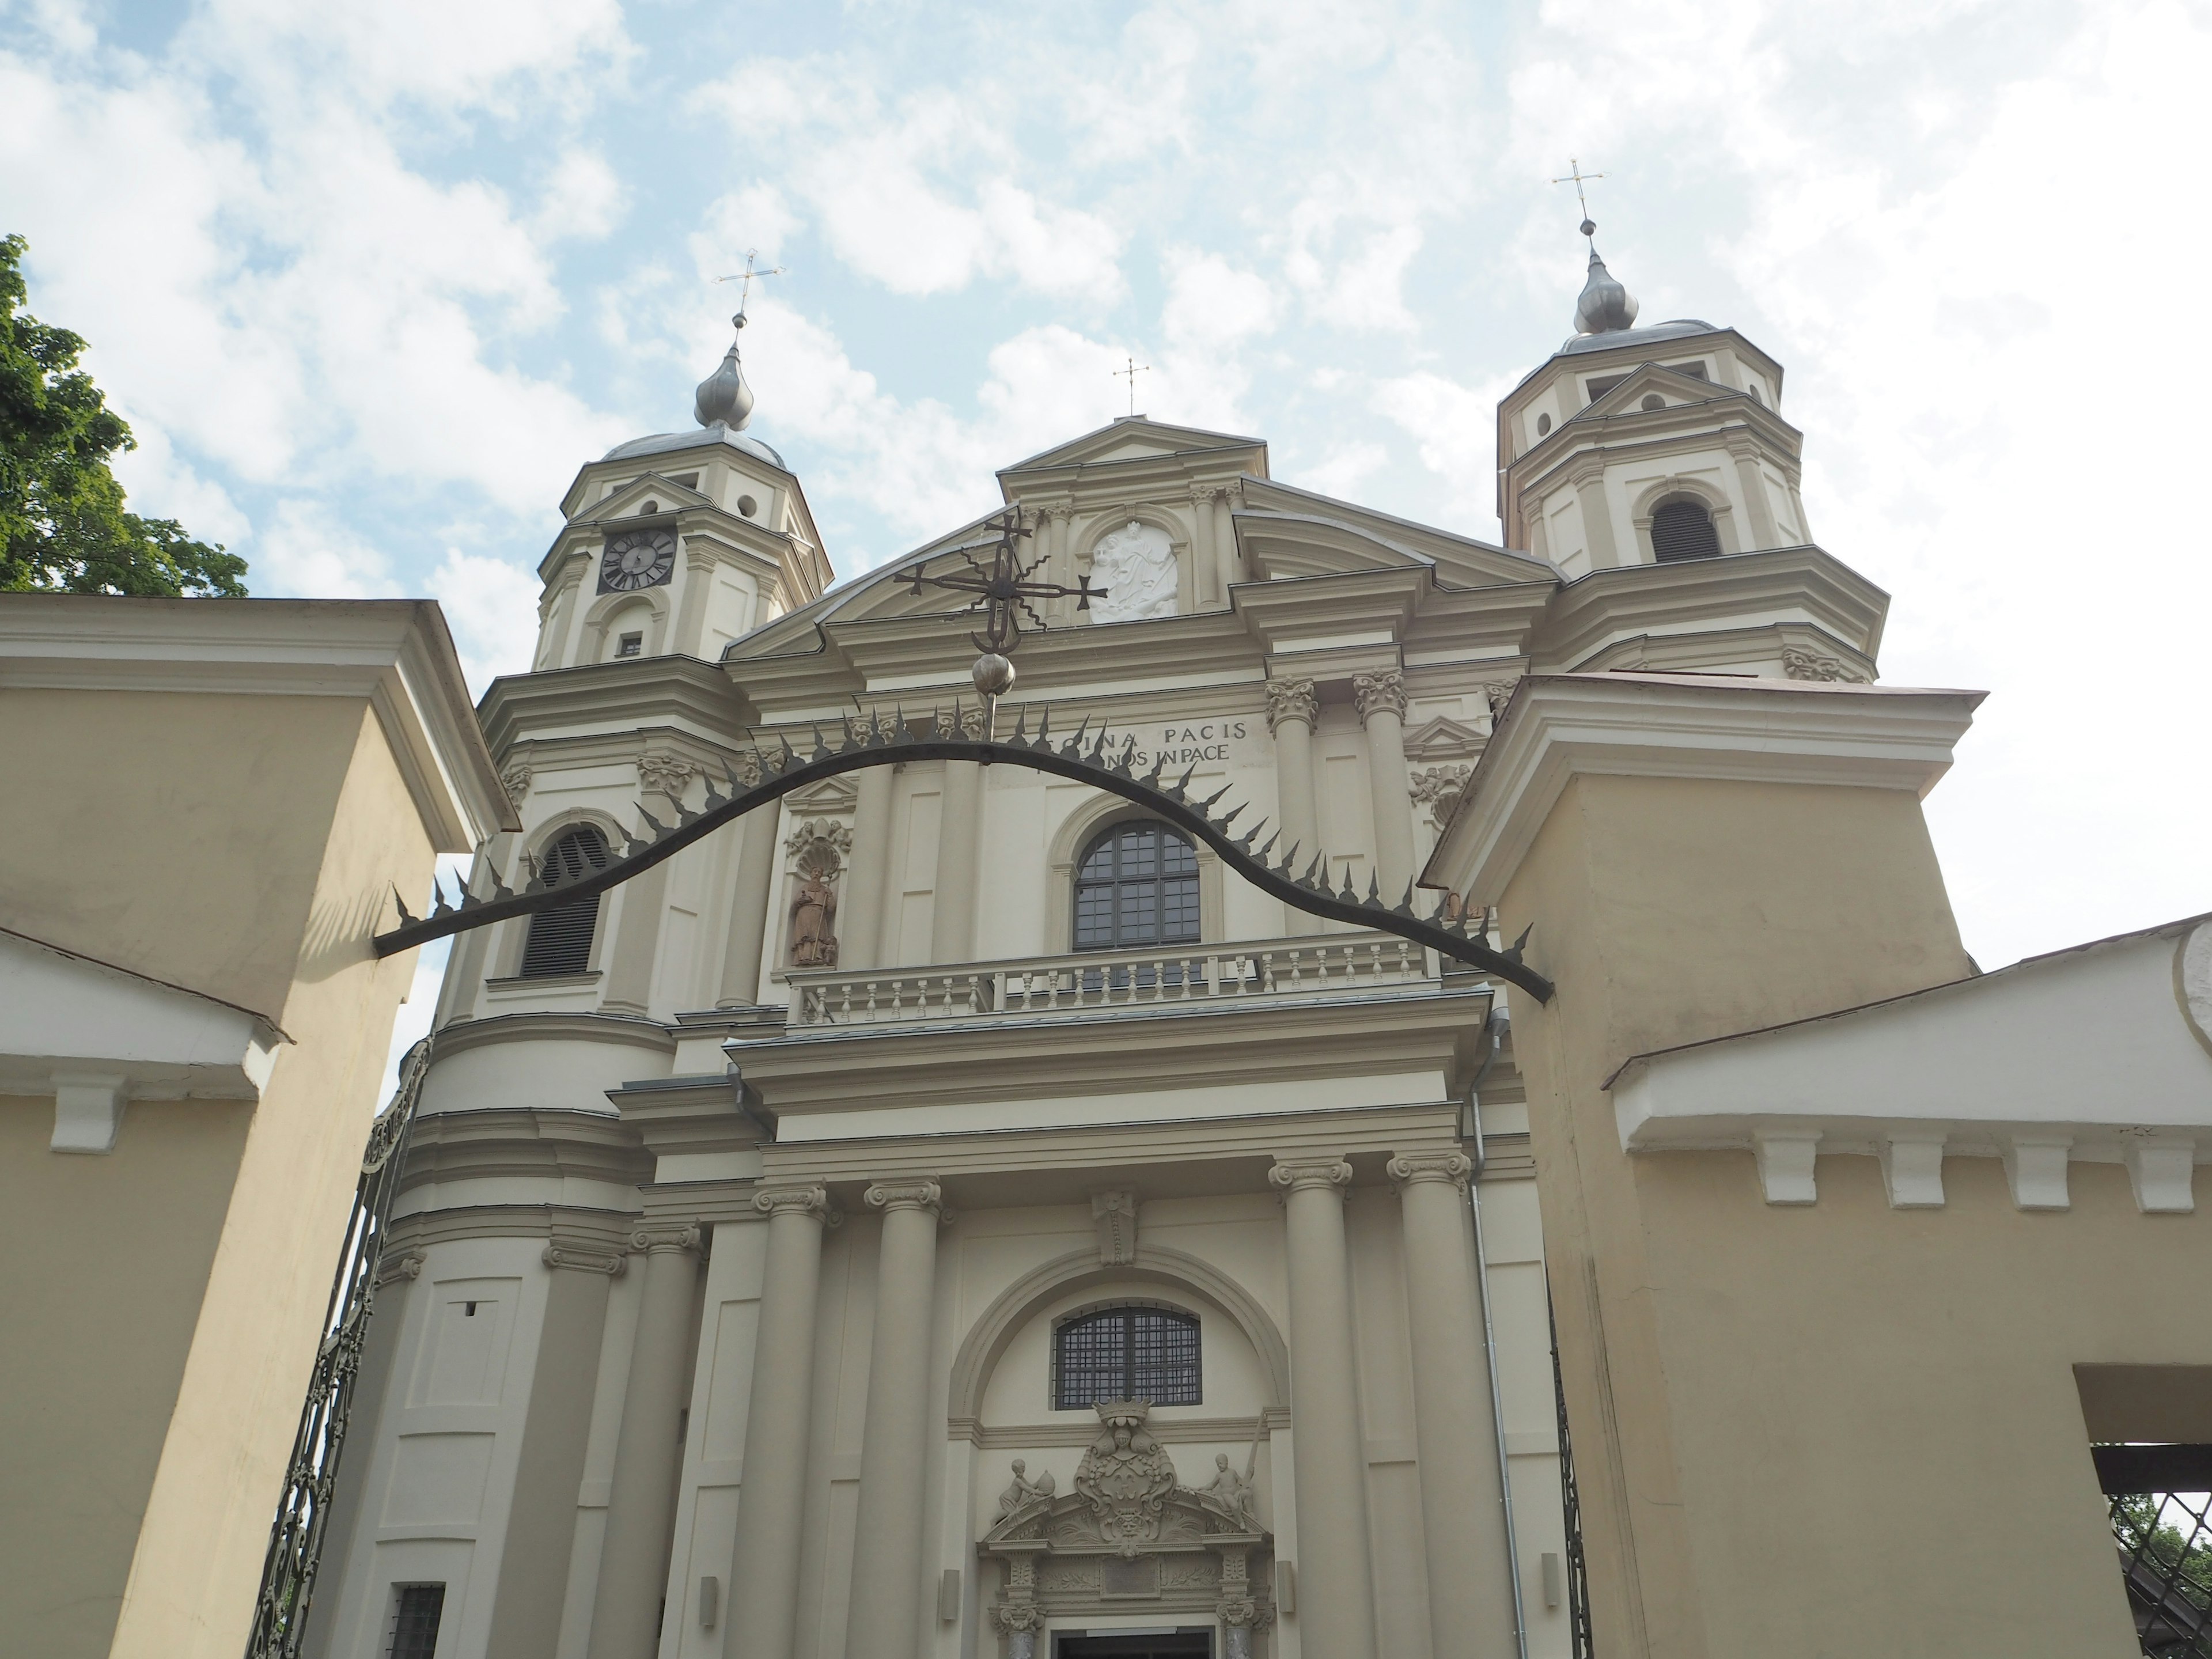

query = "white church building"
[[304, 249, 1878, 1659]]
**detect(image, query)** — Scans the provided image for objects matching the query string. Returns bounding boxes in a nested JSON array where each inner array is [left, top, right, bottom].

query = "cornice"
[[1499, 325, 1787, 414], [1507, 406, 1804, 514], [397, 1106, 655, 1195], [478, 656, 749, 753], [427, 1009, 679, 1064], [1228, 565, 1426, 655], [383, 1200, 642, 1255], [1424, 672, 1985, 903], [1526, 544, 1891, 671]]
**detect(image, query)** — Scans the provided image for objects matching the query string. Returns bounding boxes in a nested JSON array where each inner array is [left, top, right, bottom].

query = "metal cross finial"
[[1113, 355, 1150, 418], [1550, 158, 1605, 247], [714, 249, 788, 322]]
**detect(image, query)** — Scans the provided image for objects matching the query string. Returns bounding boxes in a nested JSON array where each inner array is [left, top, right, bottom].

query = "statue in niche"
[[1197, 1452, 1258, 1530], [998, 1459, 1057, 1517], [1087, 519, 1177, 623], [785, 817, 851, 968], [1073, 1400, 1179, 1555]]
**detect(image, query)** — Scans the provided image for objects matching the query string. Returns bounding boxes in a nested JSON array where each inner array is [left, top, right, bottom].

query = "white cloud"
[[249, 500, 398, 600], [532, 146, 628, 243], [1164, 252, 1279, 347], [430, 547, 542, 695], [1371, 369, 1514, 527]]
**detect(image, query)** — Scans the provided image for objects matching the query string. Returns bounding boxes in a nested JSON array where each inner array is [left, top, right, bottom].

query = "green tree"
[[1, 233, 246, 596]]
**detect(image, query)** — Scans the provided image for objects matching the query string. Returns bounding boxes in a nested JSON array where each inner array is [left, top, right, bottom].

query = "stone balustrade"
[[786, 930, 1438, 1028]]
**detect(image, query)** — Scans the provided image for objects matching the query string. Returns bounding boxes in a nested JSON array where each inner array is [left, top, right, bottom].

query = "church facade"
[[304, 256, 1888, 1659]]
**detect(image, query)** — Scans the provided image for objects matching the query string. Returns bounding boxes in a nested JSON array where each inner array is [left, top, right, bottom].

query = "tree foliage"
[[1, 233, 246, 596]]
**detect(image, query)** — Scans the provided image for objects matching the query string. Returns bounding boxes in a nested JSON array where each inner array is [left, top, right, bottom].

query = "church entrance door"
[[1053, 1634, 1211, 1658]]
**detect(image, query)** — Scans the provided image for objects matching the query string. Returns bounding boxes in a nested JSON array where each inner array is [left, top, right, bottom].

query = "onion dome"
[[693, 313, 757, 430], [1574, 247, 1639, 336]]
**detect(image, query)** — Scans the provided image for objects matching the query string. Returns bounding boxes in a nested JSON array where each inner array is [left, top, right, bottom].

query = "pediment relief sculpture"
[[1087, 520, 1178, 623]]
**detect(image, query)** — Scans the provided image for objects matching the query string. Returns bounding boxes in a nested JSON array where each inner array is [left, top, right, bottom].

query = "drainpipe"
[[1467, 1002, 1531, 1659]]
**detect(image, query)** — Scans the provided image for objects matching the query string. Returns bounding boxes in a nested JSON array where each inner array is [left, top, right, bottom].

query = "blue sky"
[[6, 0, 2210, 1058]]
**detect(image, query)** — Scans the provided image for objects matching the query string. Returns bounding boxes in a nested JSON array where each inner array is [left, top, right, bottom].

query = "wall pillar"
[[1267, 1158, 1379, 1659], [1211, 487, 1240, 593], [931, 738, 983, 964], [586, 1223, 702, 1659], [601, 861, 668, 1017], [1729, 442, 1782, 549], [1264, 679, 1322, 880], [726, 1185, 838, 1659], [843, 1180, 946, 1659], [1389, 1152, 1517, 1658], [672, 546, 719, 656], [715, 793, 779, 1007], [1190, 490, 1221, 605], [1354, 670, 1417, 902], [840, 764, 894, 972]]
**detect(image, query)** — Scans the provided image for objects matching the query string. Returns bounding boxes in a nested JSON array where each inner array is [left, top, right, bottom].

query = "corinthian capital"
[[865, 1179, 945, 1217], [1263, 677, 1319, 735], [755, 1183, 842, 1226], [1353, 670, 1407, 724], [1267, 1158, 1353, 1195], [1387, 1150, 1475, 1192]]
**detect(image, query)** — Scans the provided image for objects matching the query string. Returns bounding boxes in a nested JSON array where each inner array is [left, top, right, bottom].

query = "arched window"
[[1054, 1304, 1202, 1410], [518, 826, 611, 977], [1073, 821, 1199, 952], [1651, 498, 1723, 563]]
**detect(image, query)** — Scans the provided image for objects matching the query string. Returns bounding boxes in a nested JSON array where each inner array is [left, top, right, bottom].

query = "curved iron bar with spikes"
[[377, 707, 1554, 1003]]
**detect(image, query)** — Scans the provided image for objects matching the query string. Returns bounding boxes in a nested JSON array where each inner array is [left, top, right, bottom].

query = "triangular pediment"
[[1573, 360, 1746, 426], [573, 469, 714, 527], [999, 417, 1266, 479], [1402, 714, 1490, 763], [1237, 478, 1553, 586], [1234, 511, 1430, 581]]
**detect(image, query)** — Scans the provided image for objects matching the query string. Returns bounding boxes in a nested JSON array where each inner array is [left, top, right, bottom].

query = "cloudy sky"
[[6, 0, 2209, 1037]]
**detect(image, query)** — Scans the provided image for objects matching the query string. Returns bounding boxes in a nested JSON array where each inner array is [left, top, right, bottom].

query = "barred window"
[[518, 826, 611, 977], [1651, 498, 1722, 563], [1054, 1304, 1202, 1410], [387, 1584, 445, 1659], [1073, 821, 1199, 952]]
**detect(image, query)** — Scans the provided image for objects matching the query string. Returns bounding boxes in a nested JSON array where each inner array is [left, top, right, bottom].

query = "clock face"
[[599, 527, 676, 593]]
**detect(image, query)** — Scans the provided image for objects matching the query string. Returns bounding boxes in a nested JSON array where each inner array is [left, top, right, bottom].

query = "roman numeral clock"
[[599, 524, 676, 593]]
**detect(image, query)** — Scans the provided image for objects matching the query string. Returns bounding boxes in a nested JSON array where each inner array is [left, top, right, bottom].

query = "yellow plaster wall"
[[1497, 771, 2175, 1657]]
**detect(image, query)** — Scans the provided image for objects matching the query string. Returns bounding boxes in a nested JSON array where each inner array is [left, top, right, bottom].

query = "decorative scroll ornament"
[[1262, 677, 1319, 734], [371, 702, 1555, 1002], [1388, 1149, 1476, 1192], [637, 752, 699, 798], [1353, 668, 1408, 723], [1268, 1157, 1354, 1195], [755, 1183, 840, 1226], [1409, 763, 1473, 832], [1074, 1402, 1181, 1556], [499, 759, 532, 801], [1782, 646, 1870, 684]]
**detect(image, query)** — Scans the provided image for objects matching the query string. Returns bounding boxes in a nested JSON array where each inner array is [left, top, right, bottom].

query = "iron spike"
[[1253, 828, 1279, 860], [775, 733, 798, 771], [429, 877, 455, 918], [1363, 870, 1384, 909], [391, 884, 419, 927], [810, 725, 832, 762], [487, 870, 516, 903], [1506, 923, 1533, 963], [1085, 727, 1109, 764], [1275, 840, 1302, 876], [1196, 784, 1234, 813], [1062, 715, 1092, 759], [1032, 707, 1051, 750], [1301, 851, 1325, 887], [1215, 801, 1245, 832], [1339, 868, 1358, 904], [1139, 751, 1166, 787], [637, 804, 673, 839], [1233, 818, 1268, 854], [1166, 762, 1199, 802], [1393, 880, 1418, 917], [1010, 710, 1030, 746], [1113, 735, 1139, 776], [891, 703, 913, 745]]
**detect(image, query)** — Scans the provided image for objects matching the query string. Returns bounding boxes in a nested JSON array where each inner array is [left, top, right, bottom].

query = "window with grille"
[[518, 826, 611, 977], [1073, 821, 1199, 952], [1651, 498, 1723, 563], [1054, 1304, 1202, 1410], [387, 1584, 445, 1659]]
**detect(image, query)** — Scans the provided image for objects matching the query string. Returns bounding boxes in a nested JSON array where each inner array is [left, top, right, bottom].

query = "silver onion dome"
[[1574, 249, 1639, 335], [694, 313, 757, 430]]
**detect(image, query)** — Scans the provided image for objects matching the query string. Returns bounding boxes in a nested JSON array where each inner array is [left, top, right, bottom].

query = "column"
[[843, 1180, 946, 1659], [1190, 489, 1220, 605], [726, 1185, 839, 1659], [840, 764, 894, 972], [1264, 679, 1322, 880], [1354, 669, 1418, 903], [672, 545, 719, 656], [931, 741, 982, 964], [716, 797, 779, 1007], [586, 1223, 702, 1659], [1266, 1158, 1379, 1659], [1211, 488, 1240, 593], [1389, 1152, 1517, 1658]]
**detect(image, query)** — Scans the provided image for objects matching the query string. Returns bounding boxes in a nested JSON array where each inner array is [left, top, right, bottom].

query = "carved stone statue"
[[1088, 520, 1177, 623], [1073, 1401, 1180, 1555], [789, 873, 838, 967], [998, 1458, 1056, 1517], [1198, 1452, 1258, 1530]]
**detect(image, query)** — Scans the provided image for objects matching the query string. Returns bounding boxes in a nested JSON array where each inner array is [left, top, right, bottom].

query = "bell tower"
[[1497, 233, 1811, 581]]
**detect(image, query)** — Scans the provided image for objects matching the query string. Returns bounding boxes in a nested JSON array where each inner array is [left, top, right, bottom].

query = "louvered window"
[[1651, 498, 1723, 563], [1073, 821, 1199, 952], [518, 827, 610, 977], [1054, 1305, 1202, 1410]]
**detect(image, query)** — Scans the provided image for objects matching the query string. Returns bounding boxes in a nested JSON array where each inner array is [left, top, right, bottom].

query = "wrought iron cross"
[[894, 507, 1105, 658], [1551, 157, 1605, 244], [714, 248, 787, 320], [1113, 355, 1150, 417]]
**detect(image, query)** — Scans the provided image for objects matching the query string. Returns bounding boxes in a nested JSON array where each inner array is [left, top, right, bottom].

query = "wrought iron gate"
[[244, 1036, 435, 1658], [2098, 1443, 2212, 1657], [1549, 1290, 1596, 1658]]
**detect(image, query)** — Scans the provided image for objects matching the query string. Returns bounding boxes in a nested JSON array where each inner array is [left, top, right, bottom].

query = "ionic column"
[[586, 1223, 702, 1659], [844, 1181, 948, 1659], [715, 775, 778, 1007], [1389, 1152, 1517, 1658], [840, 763, 894, 971], [1264, 679, 1322, 880], [1354, 670, 1417, 902], [726, 1185, 840, 1659], [1267, 1158, 1379, 1659], [931, 719, 983, 963]]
